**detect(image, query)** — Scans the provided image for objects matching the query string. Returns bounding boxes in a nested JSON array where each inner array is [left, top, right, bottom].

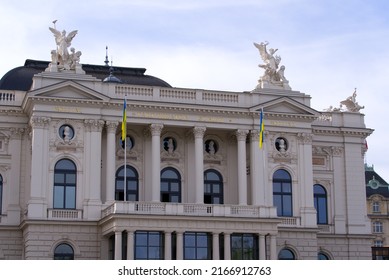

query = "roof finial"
[[104, 46, 109, 66]]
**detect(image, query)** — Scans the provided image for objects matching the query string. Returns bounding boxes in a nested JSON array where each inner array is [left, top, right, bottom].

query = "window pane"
[[213, 184, 220, 193], [128, 181, 137, 191], [54, 186, 64, 208], [282, 196, 292, 216], [162, 169, 178, 179], [136, 247, 147, 259], [273, 169, 291, 180], [282, 183, 291, 193], [116, 180, 124, 190], [185, 248, 195, 259], [161, 182, 169, 192], [170, 195, 180, 202], [127, 194, 137, 201], [273, 182, 281, 193], [136, 233, 148, 246], [197, 248, 208, 259], [171, 182, 179, 192], [149, 233, 160, 246], [66, 174, 76, 184], [197, 234, 208, 247], [65, 186, 76, 208], [54, 174, 64, 184], [205, 171, 219, 181], [148, 247, 160, 259], [185, 234, 195, 247], [204, 183, 211, 193]]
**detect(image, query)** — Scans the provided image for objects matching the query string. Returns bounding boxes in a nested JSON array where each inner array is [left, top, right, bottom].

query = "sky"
[[1, 0, 389, 181]]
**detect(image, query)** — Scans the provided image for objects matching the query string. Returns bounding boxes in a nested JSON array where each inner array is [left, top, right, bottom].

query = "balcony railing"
[[47, 209, 83, 220], [102, 201, 277, 219]]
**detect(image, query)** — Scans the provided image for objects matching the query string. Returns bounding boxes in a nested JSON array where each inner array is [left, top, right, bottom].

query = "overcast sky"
[[1, 0, 389, 181]]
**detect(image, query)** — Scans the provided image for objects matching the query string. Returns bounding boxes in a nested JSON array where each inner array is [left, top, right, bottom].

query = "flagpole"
[[122, 95, 127, 201]]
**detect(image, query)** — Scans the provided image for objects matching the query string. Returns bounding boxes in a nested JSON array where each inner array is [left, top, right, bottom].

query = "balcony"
[[47, 209, 83, 220], [102, 201, 277, 219]]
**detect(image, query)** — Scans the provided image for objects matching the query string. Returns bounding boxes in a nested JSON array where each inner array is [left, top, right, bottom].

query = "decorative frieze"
[[297, 132, 313, 144]]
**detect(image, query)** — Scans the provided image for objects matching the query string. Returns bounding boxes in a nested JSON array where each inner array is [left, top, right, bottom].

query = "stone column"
[[164, 231, 172, 260], [105, 121, 118, 203], [193, 127, 206, 204], [127, 231, 134, 260], [84, 119, 105, 219], [8, 128, 24, 224], [28, 116, 50, 219], [270, 234, 277, 260], [176, 231, 184, 260], [223, 232, 231, 260], [212, 232, 220, 260], [150, 124, 163, 202], [250, 130, 261, 205], [114, 231, 122, 260], [236, 130, 248, 205], [332, 147, 346, 234], [297, 133, 316, 227], [259, 234, 266, 260]]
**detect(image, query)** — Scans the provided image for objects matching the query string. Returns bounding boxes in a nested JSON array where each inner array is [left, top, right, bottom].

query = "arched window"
[[272, 169, 292, 217], [54, 159, 76, 209], [313, 184, 328, 224], [278, 248, 296, 260], [318, 251, 330, 260], [54, 243, 74, 260], [0, 174, 3, 215], [161, 167, 181, 202], [115, 165, 139, 201], [204, 169, 223, 204]]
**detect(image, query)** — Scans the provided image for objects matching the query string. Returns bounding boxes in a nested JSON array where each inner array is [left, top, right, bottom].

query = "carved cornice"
[[312, 127, 373, 137]]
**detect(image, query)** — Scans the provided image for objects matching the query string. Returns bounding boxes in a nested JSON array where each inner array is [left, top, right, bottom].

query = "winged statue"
[[253, 41, 290, 90], [340, 89, 364, 112], [49, 25, 79, 70]]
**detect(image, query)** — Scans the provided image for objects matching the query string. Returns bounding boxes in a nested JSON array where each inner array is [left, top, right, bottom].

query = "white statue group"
[[253, 41, 291, 90], [49, 20, 81, 71]]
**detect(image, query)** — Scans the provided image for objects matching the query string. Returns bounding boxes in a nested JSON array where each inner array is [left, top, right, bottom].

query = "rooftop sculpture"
[[324, 88, 365, 113], [253, 41, 291, 90], [48, 20, 83, 73]]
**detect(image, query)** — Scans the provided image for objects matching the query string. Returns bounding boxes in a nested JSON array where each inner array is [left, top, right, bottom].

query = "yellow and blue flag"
[[259, 108, 264, 149], [121, 99, 127, 144]]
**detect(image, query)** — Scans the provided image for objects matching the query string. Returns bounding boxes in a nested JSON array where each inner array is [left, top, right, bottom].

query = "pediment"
[[251, 97, 319, 117], [27, 80, 109, 101]]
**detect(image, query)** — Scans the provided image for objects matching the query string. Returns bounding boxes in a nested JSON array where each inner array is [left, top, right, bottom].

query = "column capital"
[[297, 132, 313, 144], [149, 123, 164, 136], [193, 126, 206, 138], [105, 121, 119, 133], [235, 129, 249, 141], [250, 129, 260, 141], [84, 119, 105, 132], [30, 116, 51, 129]]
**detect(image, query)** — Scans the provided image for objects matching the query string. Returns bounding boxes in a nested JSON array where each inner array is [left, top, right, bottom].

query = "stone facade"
[[0, 57, 373, 259]]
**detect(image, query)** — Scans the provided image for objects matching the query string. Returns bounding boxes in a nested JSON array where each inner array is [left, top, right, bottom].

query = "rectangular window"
[[134, 231, 164, 260], [231, 233, 258, 260], [184, 232, 212, 260], [373, 222, 383, 233]]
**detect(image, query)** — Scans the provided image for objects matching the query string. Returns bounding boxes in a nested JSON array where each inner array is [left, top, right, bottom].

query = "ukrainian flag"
[[259, 108, 264, 149], [121, 99, 127, 144]]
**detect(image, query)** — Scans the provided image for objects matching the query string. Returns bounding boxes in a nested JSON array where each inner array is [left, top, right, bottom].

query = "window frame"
[[230, 233, 259, 260], [278, 248, 296, 260], [53, 159, 77, 209], [115, 165, 139, 201], [184, 232, 212, 260], [372, 201, 380, 213], [204, 169, 224, 204], [313, 184, 328, 224], [54, 243, 74, 260], [160, 167, 181, 203], [373, 221, 383, 233], [272, 169, 293, 217], [134, 231, 164, 260]]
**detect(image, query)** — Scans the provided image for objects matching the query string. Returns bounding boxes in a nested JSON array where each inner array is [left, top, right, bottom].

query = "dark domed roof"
[[0, 59, 172, 91]]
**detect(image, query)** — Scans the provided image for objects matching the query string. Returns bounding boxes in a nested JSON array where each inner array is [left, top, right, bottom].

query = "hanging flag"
[[121, 99, 127, 145], [259, 108, 264, 149]]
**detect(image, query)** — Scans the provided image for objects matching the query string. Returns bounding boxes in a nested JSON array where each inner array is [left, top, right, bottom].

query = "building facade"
[[0, 34, 373, 260], [365, 164, 389, 259]]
